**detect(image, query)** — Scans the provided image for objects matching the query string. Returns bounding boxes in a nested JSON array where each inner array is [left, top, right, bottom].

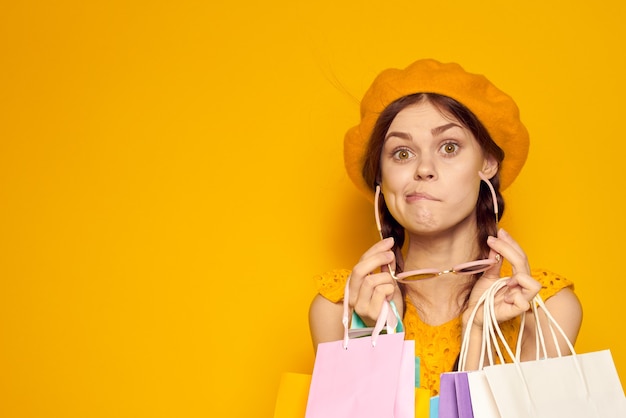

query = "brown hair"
[[362, 93, 505, 277]]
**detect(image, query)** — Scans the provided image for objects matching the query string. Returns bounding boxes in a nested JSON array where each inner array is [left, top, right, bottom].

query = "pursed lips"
[[406, 192, 439, 203]]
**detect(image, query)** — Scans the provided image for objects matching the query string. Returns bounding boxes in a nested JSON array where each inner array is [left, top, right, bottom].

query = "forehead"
[[385, 102, 476, 145], [389, 101, 462, 130]]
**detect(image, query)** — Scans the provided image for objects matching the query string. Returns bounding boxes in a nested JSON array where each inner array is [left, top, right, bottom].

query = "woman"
[[308, 59, 582, 395]]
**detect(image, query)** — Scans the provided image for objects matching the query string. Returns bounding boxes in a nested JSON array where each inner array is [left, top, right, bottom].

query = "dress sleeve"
[[533, 268, 574, 300], [501, 263, 574, 300], [314, 269, 351, 303]]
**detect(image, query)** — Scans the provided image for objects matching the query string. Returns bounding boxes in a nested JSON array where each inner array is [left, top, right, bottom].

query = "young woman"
[[308, 59, 582, 395]]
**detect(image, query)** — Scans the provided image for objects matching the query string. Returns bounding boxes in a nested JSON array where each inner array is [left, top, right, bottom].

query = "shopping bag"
[[273, 346, 415, 418], [438, 372, 473, 418], [429, 395, 439, 418], [273, 337, 415, 418], [453, 279, 507, 418], [415, 387, 431, 418], [476, 279, 626, 418], [305, 278, 415, 418], [395, 338, 417, 418], [465, 371, 500, 418], [305, 326, 412, 418], [273, 372, 312, 418], [484, 349, 626, 417]]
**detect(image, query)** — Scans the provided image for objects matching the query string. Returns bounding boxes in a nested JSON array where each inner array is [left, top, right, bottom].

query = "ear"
[[481, 155, 499, 179]]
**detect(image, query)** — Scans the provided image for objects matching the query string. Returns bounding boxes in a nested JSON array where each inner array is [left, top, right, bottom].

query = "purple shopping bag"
[[439, 372, 474, 418]]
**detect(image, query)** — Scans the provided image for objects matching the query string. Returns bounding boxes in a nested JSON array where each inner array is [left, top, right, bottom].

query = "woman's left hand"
[[465, 228, 542, 328]]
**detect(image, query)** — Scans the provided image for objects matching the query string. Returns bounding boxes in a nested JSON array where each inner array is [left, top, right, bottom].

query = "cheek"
[[380, 164, 414, 187], [450, 181, 482, 212], [380, 176, 408, 199]]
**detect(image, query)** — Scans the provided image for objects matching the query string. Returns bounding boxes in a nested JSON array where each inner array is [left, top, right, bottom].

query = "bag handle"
[[341, 277, 398, 349], [488, 279, 591, 405], [459, 278, 579, 368], [458, 278, 509, 371], [482, 279, 577, 360], [459, 278, 591, 399]]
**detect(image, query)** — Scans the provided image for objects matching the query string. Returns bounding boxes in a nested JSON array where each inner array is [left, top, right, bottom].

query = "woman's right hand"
[[348, 237, 402, 327]]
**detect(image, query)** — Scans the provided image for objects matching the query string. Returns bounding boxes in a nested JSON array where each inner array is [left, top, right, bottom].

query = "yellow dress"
[[314, 266, 574, 396]]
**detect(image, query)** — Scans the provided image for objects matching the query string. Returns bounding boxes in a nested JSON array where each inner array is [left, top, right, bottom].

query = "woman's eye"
[[441, 143, 459, 155], [393, 149, 413, 160]]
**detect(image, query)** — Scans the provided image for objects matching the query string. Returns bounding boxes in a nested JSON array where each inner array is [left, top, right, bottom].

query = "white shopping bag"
[[461, 279, 626, 418]]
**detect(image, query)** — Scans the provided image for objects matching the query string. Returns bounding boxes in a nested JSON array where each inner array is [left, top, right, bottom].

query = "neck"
[[403, 277, 472, 326], [400, 223, 481, 325], [403, 225, 482, 273]]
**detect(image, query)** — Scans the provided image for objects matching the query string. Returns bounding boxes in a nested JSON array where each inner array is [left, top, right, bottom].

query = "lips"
[[406, 192, 439, 202]]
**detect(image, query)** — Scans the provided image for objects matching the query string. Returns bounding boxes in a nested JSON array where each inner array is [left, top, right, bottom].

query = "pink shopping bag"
[[305, 279, 414, 418]]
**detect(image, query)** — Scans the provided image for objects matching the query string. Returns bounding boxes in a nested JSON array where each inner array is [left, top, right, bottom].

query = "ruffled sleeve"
[[314, 269, 351, 303], [534, 268, 574, 300], [500, 263, 574, 300]]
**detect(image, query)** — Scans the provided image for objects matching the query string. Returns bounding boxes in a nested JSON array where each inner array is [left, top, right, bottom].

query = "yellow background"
[[1, 1, 625, 416]]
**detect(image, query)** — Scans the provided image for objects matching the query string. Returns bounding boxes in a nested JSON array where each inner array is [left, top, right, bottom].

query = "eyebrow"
[[431, 122, 463, 136], [384, 131, 412, 141], [385, 122, 463, 142]]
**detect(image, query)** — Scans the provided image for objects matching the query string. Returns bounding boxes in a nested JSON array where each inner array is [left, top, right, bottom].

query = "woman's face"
[[380, 100, 497, 236]]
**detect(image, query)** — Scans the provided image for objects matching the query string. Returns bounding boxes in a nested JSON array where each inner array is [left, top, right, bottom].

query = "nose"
[[414, 156, 437, 181]]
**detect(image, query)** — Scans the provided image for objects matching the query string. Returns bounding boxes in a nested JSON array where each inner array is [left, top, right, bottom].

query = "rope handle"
[[486, 279, 590, 408], [460, 278, 578, 368]]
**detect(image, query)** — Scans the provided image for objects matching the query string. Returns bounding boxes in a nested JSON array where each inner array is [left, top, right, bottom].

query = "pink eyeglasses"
[[374, 171, 500, 283]]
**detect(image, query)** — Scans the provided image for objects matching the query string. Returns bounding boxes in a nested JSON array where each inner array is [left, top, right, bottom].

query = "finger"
[[349, 238, 396, 307], [351, 238, 395, 284], [497, 229, 526, 260], [380, 253, 397, 277], [506, 273, 541, 295], [487, 231, 530, 275], [358, 272, 396, 298], [481, 246, 504, 279], [354, 274, 396, 321], [352, 250, 395, 281], [503, 289, 532, 312], [501, 280, 540, 320], [359, 237, 395, 262], [348, 264, 395, 307]]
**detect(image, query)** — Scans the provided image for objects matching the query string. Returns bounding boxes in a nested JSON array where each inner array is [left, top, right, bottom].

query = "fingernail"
[[487, 236, 496, 243]]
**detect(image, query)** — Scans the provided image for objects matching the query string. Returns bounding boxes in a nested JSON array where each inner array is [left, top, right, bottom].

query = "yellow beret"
[[344, 59, 530, 199]]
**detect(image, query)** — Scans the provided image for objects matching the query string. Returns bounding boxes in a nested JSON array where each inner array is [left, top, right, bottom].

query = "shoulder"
[[314, 269, 351, 303], [522, 269, 582, 357], [309, 270, 351, 348]]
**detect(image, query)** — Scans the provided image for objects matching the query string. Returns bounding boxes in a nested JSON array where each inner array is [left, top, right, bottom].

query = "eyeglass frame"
[[374, 171, 500, 283]]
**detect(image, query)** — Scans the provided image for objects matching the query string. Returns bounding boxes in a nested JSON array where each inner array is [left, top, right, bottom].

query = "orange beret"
[[344, 59, 530, 199]]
